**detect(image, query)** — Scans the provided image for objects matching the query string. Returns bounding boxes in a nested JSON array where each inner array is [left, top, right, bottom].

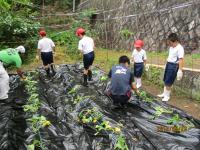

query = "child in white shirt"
[[157, 33, 184, 101], [131, 40, 147, 88]]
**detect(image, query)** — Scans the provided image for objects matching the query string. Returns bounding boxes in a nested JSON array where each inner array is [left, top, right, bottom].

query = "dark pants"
[[163, 62, 179, 86], [83, 51, 95, 70], [41, 52, 53, 66], [110, 91, 131, 106], [134, 62, 144, 77]]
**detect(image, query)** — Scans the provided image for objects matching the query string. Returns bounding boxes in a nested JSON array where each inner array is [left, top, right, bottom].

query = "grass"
[[7, 46, 200, 74]]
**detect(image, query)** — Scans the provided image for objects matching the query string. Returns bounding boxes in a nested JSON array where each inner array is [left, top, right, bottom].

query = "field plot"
[[0, 64, 200, 150]]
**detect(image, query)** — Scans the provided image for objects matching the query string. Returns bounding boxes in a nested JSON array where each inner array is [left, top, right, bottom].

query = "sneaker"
[[162, 96, 170, 102]]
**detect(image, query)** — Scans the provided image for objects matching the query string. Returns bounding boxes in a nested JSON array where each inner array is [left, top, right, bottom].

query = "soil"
[[143, 82, 200, 120]]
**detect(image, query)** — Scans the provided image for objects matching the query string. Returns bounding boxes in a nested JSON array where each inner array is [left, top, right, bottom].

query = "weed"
[[114, 134, 129, 150]]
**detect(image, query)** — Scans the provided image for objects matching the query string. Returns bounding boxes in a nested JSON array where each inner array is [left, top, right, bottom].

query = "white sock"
[[136, 78, 142, 88], [165, 89, 171, 98]]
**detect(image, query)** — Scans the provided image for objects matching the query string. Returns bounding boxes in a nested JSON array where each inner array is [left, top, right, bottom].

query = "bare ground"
[[143, 82, 200, 120]]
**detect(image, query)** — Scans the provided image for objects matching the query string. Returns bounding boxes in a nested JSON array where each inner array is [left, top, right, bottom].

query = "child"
[[76, 27, 95, 86], [131, 40, 147, 88], [37, 30, 56, 76], [108, 55, 139, 107], [157, 33, 184, 101]]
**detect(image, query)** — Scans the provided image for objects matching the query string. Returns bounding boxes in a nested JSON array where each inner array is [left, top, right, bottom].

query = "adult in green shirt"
[[0, 46, 25, 100]]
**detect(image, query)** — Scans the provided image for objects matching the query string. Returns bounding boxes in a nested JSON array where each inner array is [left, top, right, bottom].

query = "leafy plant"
[[167, 114, 195, 131], [120, 28, 134, 39], [100, 75, 108, 82], [73, 95, 91, 104], [140, 91, 154, 103], [151, 106, 173, 119], [68, 85, 81, 94], [114, 134, 129, 150], [27, 140, 40, 150], [79, 107, 103, 124]]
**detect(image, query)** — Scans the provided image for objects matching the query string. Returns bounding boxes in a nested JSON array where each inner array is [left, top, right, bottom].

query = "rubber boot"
[[45, 68, 50, 76], [88, 70, 92, 81], [50, 64, 56, 76], [83, 74, 88, 86]]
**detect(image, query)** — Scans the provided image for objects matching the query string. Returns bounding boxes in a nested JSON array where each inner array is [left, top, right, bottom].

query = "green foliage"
[[114, 135, 129, 150], [79, 107, 103, 124], [73, 95, 91, 104], [28, 115, 51, 133], [68, 85, 81, 94], [49, 19, 96, 60], [167, 114, 194, 130], [100, 75, 108, 81], [120, 28, 134, 39], [151, 106, 173, 119], [140, 90, 154, 103], [0, 0, 30, 12], [147, 66, 163, 87], [79, 8, 97, 18], [0, 0, 40, 65], [28, 140, 40, 150]]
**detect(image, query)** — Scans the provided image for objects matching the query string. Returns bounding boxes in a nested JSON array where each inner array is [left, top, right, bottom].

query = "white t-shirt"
[[78, 36, 94, 54], [131, 49, 147, 63], [167, 44, 184, 63], [38, 37, 55, 53]]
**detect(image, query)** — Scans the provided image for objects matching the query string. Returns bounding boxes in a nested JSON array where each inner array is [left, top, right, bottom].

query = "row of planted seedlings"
[[139, 90, 195, 133], [67, 70, 129, 150], [23, 72, 51, 150]]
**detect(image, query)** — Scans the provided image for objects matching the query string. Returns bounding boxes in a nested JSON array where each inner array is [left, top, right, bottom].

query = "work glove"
[[145, 64, 150, 71], [177, 69, 183, 81]]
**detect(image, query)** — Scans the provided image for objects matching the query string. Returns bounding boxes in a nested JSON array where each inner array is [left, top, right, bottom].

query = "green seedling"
[[68, 85, 81, 94], [73, 95, 91, 104], [28, 140, 41, 150], [140, 91, 154, 103], [79, 107, 103, 124], [100, 75, 108, 81], [167, 114, 195, 131], [93, 70, 99, 75], [28, 115, 51, 133], [114, 134, 129, 150], [151, 106, 173, 119], [23, 100, 41, 113]]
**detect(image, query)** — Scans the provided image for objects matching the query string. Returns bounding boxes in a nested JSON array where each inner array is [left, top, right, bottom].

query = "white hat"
[[16, 46, 25, 53]]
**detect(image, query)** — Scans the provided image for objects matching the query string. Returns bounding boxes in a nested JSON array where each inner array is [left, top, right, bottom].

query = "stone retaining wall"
[[79, 0, 200, 52]]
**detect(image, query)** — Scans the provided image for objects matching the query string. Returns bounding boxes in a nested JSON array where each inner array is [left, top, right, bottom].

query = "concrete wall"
[[79, 0, 200, 52]]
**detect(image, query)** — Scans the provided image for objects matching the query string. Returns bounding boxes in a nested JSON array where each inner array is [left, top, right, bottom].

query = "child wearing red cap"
[[131, 40, 147, 88], [37, 30, 56, 76], [76, 27, 95, 86]]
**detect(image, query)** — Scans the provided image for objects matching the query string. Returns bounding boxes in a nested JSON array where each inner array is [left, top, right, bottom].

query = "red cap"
[[76, 28, 85, 36], [39, 30, 46, 37], [134, 40, 144, 48]]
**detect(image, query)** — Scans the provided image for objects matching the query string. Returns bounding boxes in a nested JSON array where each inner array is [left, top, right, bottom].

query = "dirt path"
[[142, 82, 200, 120]]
